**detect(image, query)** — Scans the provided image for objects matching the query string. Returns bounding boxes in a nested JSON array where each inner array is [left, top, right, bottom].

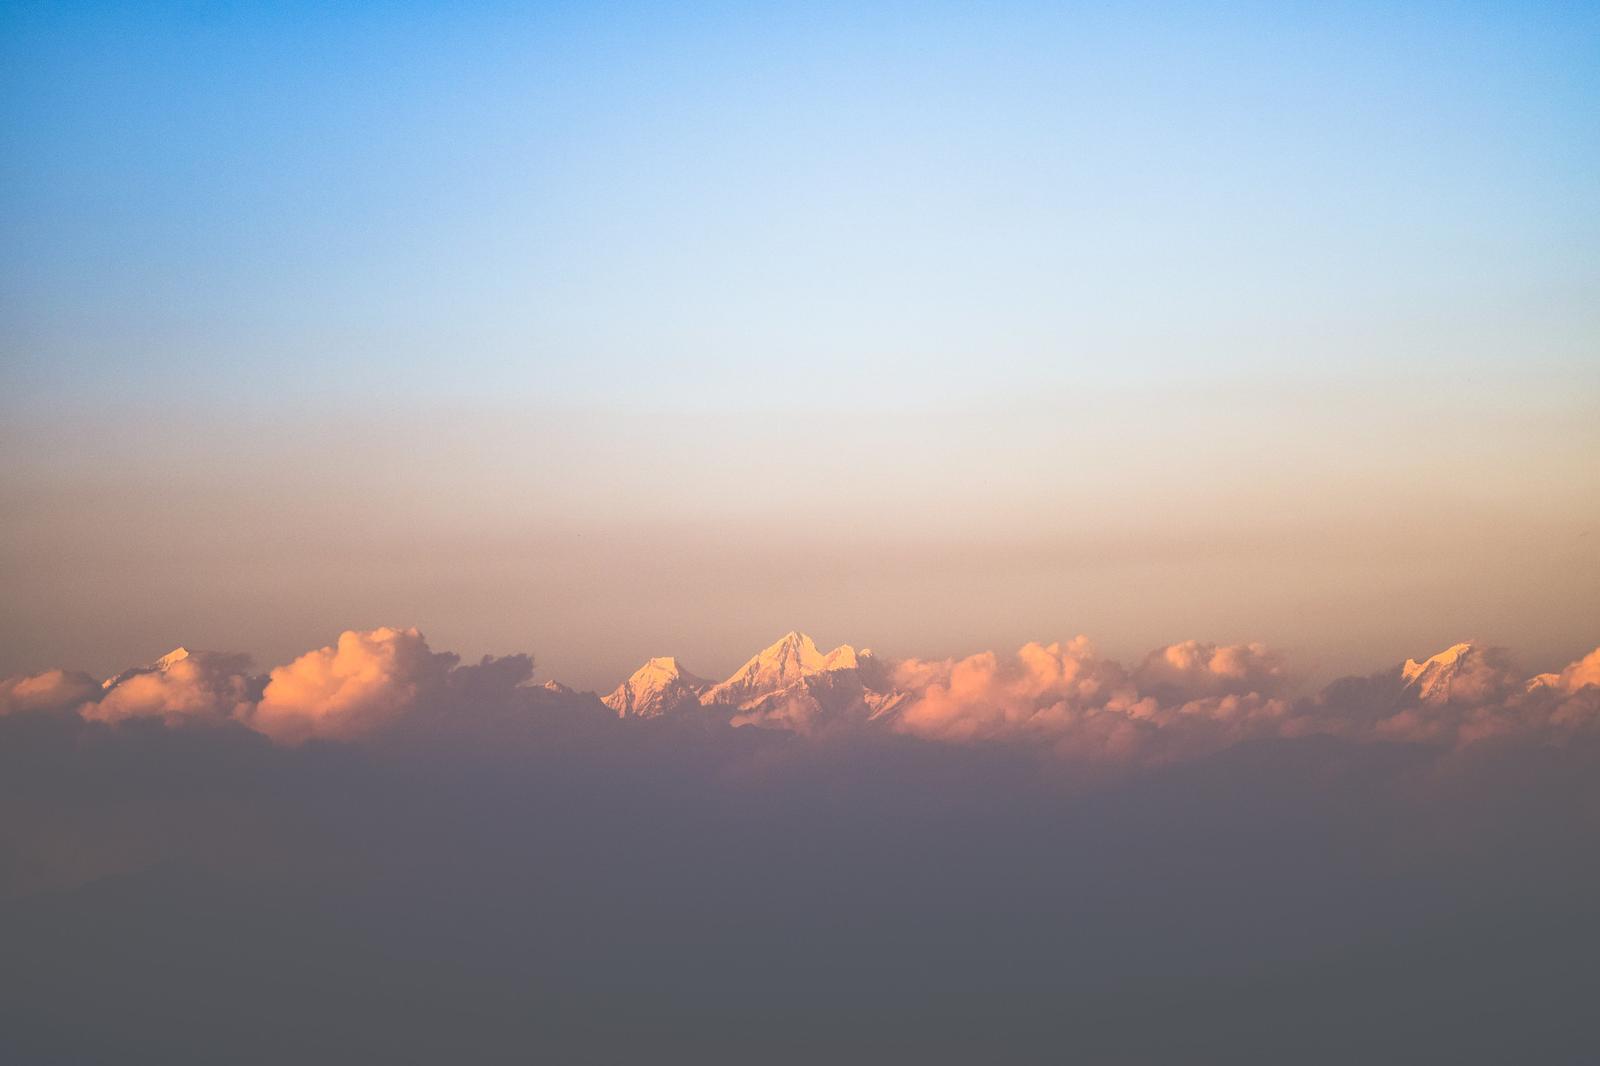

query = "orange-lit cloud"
[[2, 629, 1597, 760], [245, 626, 451, 745], [0, 668, 100, 716], [1553, 647, 1600, 694], [888, 638, 1599, 760], [889, 638, 1293, 761], [1132, 640, 1289, 699], [86, 650, 260, 726]]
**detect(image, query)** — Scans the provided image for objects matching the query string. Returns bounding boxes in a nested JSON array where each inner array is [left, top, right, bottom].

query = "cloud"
[[86, 651, 261, 726], [1456, 663, 1600, 746], [0, 626, 575, 747], [1554, 647, 1600, 694], [891, 638, 1125, 743], [4, 674, 1598, 1064], [4, 636, 1598, 1062], [244, 627, 455, 745], [889, 638, 1293, 762], [5, 628, 1598, 762], [1132, 639, 1289, 699], [1295, 644, 1600, 747], [888, 638, 1600, 761], [0, 669, 100, 716]]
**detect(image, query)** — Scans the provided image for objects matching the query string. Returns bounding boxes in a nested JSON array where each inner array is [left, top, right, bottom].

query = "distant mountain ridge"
[[595, 633, 1598, 738], [101, 646, 197, 690], [69, 634, 1596, 748], [603, 631, 906, 730]]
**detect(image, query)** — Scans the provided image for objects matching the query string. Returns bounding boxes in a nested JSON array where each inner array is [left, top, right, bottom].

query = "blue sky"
[[5, 1, 1595, 405], [2, 2, 1596, 684]]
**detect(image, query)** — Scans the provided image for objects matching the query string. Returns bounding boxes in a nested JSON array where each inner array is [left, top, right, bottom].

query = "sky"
[[3, 7, 1600, 1061], [2, 1, 1597, 688]]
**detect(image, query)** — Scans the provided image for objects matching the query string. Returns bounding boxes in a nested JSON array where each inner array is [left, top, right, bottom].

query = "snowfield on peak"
[[101, 646, 197, 690], [603, 656, 711, 718], [1401, 642, 1475, 703], [700, 632, 864, 705], [602, 632, 902, 731]]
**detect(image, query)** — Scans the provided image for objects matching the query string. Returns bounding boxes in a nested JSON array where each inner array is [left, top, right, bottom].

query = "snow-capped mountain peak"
[[1401, 642, 1475, 704], [103, 646, 193, 690], [601, 632, 903, 731], [758, 631, 829, 675], [154, 647, 191, 670], [602, 656, 710, 718], [701, 631, 863, 706]]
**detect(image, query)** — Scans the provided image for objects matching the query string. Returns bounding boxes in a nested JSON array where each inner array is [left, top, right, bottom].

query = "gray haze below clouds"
[[3, 672, 1600, 1063]]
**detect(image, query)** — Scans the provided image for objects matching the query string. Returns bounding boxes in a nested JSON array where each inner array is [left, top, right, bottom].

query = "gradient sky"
[[2, 1, 1597, 688]]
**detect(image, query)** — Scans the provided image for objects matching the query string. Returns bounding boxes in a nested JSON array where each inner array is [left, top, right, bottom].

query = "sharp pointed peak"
[[761, 630, 819, 654], [603, 654, 712, 717], [101, 645, 195, 691], [155, 647, 191, 669], [702, 630, 871, 708], [1402, 641, 1474, 681], [630, 656, 705, 682]]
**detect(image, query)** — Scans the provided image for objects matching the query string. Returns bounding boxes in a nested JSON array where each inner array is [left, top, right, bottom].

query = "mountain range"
[[601, 631, 910, 730], [591, 631, 1532, 732], [84, 631, 1589, 745]]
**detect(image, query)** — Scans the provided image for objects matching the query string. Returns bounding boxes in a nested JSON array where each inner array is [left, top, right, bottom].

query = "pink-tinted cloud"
[[4, 628, 1596, 761], [245, 626, 452, 745], [1453, 659, 1600, 745], [889, 637, 1293, 761], [1554, 647, 1600, 694], [891, 639, 1124, 743], [0, 668, 100, 716], [1132, 640, 1289, 698], [1294, 643, 1600, 747], [888, 638, 1600, 760], [86, 651, 260, 725], [0, 626, 547, 746]]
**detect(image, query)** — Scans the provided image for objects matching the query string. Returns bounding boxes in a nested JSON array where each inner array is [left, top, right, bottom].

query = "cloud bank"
[[3, 629, 1599, 1064], [2, 627, 1596, 761], [888, 638, 1294, 760]]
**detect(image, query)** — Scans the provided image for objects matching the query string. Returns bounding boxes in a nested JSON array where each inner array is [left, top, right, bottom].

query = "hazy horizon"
[[4, 378, 1596, 689]]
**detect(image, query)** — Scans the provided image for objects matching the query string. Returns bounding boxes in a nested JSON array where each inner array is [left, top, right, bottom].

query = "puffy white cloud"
[[888, 638, 1293, 762], [245, 627, 452, 745], [891, 638, 1127, 743], [1132, 640, 1289, 699], [885, 639, 1600, 761]]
